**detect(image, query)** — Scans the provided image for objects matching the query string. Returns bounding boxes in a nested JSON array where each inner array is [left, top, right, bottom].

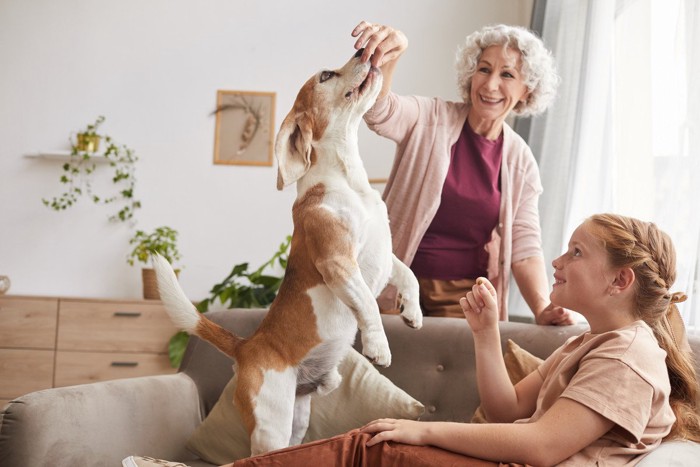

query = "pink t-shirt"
[[522, 321, 675, 466], [410, 120, 502, 280]]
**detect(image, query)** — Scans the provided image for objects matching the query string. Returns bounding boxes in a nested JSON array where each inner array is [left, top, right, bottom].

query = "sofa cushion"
[[502, 338, 545, 383], [471, 339, 544, 423], [186, 347, 424, 464]]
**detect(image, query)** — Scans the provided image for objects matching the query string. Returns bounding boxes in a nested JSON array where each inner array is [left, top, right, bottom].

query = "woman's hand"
[[361, 418, 428, 447], [351, 21, 408, 67], [460, 277, 499, 334]]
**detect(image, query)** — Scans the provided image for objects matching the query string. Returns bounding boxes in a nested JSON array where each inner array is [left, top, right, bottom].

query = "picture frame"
[[213, 90, 276, 166]]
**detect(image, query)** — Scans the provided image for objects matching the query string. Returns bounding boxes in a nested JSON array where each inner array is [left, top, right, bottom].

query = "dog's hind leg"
[[389, 254, 423, 329], [250, 368, 297, 455], [289, 394, 311, 446]]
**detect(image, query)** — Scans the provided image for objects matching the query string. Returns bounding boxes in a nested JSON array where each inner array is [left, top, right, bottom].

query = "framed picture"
[[213, 90, 276, 166]]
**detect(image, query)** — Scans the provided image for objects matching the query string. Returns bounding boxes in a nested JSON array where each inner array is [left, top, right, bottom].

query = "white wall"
[[0, 0, 532, 301]]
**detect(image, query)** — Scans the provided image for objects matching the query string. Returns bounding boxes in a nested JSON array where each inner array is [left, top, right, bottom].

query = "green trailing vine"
[[42, 116, 141, 222], [167, 235, 292, 367]]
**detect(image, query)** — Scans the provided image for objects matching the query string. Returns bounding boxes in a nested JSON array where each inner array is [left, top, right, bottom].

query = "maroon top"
[[410, 120, 503, 280]]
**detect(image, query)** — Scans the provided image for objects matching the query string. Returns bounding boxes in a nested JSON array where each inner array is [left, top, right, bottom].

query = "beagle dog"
[[153, 49, 422, 456]]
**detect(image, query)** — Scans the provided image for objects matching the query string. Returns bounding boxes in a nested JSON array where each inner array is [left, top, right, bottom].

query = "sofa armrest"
[[0, 373, 202, 467]]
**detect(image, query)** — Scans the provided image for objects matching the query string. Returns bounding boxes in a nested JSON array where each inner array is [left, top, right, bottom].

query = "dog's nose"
[[354, 48, 364, 58]]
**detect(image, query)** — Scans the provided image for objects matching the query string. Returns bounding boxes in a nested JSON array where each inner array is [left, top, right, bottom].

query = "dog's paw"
[[398, 296, 423, 329], [362, 332, 391, 367]]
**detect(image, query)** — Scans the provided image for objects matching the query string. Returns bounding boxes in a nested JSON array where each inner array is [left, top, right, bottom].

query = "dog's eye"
[[319, 71, 336, 83]]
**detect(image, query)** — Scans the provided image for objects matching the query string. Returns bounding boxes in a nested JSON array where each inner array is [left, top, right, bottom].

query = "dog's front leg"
[[388, 255, 423, 329], [316, 258, 391, 367]]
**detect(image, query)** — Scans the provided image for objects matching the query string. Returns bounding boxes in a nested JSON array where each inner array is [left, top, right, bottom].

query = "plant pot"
[[141, 267, 179, 300], [76, 133, 101, 152]]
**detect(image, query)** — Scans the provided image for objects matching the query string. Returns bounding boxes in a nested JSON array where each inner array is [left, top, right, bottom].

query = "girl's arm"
[[362, 398, 615, 466], [460, 279, 541, 422]]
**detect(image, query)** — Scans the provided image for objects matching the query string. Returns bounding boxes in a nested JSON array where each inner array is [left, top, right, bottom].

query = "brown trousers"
[[418, 278, 477, 318], [231, 429, 518, 466]]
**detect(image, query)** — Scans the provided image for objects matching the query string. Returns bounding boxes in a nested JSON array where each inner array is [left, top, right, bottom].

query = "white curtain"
[[689, 0, 700, 330], [516, 0, 700, 329], [510, 0, 616, 320], [653, 0, 700, 331]]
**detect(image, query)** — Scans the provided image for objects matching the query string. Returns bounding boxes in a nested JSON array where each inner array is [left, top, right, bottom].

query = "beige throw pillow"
[[187, 348, 425, 464], [471, 339, 544, 423]]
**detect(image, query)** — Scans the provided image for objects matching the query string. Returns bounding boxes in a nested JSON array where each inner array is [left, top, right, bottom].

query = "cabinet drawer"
[[0, 348, 54, 398], [57, 300, 178, 352], [0, 296, 58, 349], [54, 351, 175, 387]]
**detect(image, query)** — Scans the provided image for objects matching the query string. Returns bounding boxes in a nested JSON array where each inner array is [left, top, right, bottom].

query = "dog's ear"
[[275, 112, 313, 190]]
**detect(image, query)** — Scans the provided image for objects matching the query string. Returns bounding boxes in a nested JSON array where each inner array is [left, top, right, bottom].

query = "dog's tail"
[[152, 254, 243, 359]]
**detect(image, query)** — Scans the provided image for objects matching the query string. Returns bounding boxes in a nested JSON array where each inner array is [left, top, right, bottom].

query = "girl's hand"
[[361, 418, 427, 447], [459, 277, 498, 333], [351, 21, 407, 67]]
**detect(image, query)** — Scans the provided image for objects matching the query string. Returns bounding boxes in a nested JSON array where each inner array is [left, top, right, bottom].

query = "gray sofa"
[[1, 308, 698, 466]]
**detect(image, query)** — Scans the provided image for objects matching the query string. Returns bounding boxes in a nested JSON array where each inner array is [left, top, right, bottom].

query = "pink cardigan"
[[364, 92, 544, 318]]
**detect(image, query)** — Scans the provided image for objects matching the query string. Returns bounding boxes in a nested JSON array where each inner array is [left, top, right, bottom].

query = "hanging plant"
[[42, 116, 141, 222]]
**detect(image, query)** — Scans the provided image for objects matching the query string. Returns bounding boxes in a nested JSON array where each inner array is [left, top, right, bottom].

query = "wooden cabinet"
[[0, 296, 58, 348], [0, 348, 55, 404], [0, 295, 178, 406], [57, 299, 177, 352], [0, 296, 58, 406]]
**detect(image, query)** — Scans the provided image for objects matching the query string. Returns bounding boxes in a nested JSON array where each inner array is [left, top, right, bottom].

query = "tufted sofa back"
[[179, 308, 700, 422]]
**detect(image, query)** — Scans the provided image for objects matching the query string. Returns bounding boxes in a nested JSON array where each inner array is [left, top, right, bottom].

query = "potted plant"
[[42, 115, 141, 223], [74, 115, 104, 152], [127, 226, 182, 300]]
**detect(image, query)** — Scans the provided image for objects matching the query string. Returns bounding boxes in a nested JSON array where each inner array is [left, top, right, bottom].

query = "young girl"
[[125, 214, 700, 466], [360, 213, 700, 465]]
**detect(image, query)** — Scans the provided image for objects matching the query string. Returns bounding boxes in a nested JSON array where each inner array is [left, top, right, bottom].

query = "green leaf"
[[231, 263, 249, 276], [251, 275, 281, 287], [195, 299, 210, 313], [168, 331, 190, 368]]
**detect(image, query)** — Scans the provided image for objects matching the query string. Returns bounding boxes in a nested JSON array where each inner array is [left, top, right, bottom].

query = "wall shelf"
[[24, 151, 109, 163]]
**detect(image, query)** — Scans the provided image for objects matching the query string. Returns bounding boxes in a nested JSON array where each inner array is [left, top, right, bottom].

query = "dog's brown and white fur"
[[153, 49, 422, 456]]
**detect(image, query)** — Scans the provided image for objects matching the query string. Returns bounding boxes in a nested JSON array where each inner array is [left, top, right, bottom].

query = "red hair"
[[588, 213, 700, 441]]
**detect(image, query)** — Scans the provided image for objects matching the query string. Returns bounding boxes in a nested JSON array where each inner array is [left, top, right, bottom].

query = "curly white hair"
[[455, 24, 560, 117]]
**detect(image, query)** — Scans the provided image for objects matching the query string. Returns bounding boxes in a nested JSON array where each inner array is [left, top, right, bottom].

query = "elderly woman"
[[353, 21, 574, 325]]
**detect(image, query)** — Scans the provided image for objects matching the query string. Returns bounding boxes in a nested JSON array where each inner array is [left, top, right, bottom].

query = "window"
[[614, 0, 699, 329]]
